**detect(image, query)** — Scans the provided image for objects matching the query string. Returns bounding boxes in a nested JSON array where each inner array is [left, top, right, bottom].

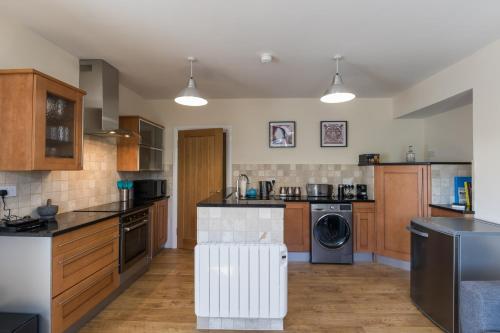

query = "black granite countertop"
[[429, 203, 474, 214], [359, 161, 472, 166], [197, 191, 374, 208], [198, 192, 286, 208], [411, 217, 500, 236], [0, 211, 119, 237], [0, 196, 170, 237]]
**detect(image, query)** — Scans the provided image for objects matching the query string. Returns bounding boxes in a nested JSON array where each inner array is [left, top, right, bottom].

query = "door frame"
[[168, 125, 232, 249]]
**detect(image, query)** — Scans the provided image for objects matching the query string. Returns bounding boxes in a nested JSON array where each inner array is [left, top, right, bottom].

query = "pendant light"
[[175, 57, 208, 106], [320, 55, 356, 104]]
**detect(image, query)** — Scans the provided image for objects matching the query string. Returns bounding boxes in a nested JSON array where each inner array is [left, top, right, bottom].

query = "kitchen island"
[[196, 192, 287, 330]]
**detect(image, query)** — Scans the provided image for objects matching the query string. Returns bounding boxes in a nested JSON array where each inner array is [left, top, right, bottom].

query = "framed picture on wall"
[[320, 121, 348, 147], [269, 121, 296, 148]]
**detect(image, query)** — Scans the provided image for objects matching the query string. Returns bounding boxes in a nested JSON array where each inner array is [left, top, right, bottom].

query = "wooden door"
[[284, 202, 310, 252], [177, 129, 225, 249], [353, 202, 376, 253], [33, 74, 83, 170], [375, 165, 429, 261]]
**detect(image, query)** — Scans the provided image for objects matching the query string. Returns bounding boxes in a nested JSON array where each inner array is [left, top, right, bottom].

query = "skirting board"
[[374, 254, 410, 271], [289, 252, 374, 263]]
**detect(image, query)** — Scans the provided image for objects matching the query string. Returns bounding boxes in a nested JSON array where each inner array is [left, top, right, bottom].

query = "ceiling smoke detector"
[[260, 53, 273, 64]]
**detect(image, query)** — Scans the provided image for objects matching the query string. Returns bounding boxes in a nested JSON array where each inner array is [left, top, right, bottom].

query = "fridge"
[[409, 217, 500, 333]]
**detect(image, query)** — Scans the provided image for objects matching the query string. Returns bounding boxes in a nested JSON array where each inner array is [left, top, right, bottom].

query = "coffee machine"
[[356, 184, 368, 200]]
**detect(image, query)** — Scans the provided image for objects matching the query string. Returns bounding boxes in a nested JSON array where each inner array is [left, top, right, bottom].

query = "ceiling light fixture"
[[175, 57, 208, 107], [320, 55, 356, 104]]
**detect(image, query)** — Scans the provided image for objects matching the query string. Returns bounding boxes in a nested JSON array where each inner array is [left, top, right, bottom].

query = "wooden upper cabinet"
[[117, 116, 164, 171], [284, 202, 310, 252], [375, 165, 430, 261], [0, 69, 85, 171], [352, 202, 376, 253]]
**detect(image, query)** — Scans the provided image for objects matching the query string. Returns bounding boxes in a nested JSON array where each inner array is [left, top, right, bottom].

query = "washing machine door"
[[313, 213, 351, 249]]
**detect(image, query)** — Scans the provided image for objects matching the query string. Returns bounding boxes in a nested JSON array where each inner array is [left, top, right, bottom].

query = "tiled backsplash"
[[431, 164, 472, 204], [197, 206, 284, 244], [232, 164, 375, 199], [0, 136, 168, 218]]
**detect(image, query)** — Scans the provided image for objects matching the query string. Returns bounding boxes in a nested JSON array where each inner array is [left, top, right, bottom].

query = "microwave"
[[133, 179, 167, 200]]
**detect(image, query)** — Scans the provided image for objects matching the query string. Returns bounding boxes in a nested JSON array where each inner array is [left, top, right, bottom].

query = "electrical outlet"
[[0, 186, 17, 197]]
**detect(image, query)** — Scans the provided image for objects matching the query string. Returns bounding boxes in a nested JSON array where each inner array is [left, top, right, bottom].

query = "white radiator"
[[195, 243, 288, 319]]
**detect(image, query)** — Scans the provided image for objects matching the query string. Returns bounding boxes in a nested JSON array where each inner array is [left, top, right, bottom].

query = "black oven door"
[[120, 213, 149, 273]]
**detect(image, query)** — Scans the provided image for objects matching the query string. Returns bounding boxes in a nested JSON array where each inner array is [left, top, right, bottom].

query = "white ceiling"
[[2, 0, 500, 99]]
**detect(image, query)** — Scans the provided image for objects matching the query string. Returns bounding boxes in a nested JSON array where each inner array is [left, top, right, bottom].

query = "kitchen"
[[2, 1, 500, 333]]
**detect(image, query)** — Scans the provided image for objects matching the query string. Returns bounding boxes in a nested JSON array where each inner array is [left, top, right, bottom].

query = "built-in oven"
[[120, 208, 149, 274]]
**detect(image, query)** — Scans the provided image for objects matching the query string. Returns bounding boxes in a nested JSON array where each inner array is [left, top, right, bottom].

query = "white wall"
[[423, 104, 473, 162], [0, 20, 79, 86], [119, 84, 159, 122], [394, 39, 500, 223], [149, 98, 425, 165]]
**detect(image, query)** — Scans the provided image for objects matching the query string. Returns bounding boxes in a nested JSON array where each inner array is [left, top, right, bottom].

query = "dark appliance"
[[409, 218, 500, 333], [120, 208, 149, 274], [337, 184, 354, 200], [358, 153, 380, 165], [356, 184, 368, 200], [0, 216, 46, 232], [310, 203, 353, 264], [0, 313, 38, 333], [306, 184, 333, 197], [133, 179, 166, 200], [337, 184, 345, 200], [258, 181, 274, 198]]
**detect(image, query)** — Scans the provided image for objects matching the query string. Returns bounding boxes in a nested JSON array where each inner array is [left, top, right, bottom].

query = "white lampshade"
[[321, 55, 356, 104], [175, 57, 208, 107], [175, 77, 208, 106]]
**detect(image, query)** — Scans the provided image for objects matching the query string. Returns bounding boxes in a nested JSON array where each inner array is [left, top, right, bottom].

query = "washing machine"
[[310, 203, 353, 264]]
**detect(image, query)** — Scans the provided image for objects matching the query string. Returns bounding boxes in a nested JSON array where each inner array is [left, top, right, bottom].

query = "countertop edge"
[[411, 217, 500, 236], [429, 203, 474, 214]]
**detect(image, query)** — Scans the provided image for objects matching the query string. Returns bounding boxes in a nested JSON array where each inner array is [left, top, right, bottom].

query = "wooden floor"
[[81, 249, 440, 333]]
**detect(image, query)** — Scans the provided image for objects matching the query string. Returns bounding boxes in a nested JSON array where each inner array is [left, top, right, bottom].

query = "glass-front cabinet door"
[[33, 74, 84, 170]]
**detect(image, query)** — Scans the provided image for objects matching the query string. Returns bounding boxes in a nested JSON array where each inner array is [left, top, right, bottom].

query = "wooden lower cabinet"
[[352, 202, 376, 253], [375, 165, 430, 261], [151, 198, 169, 257], [51, 218, 119, 333], [284, 202, 310, 252], [51, 263, 119, 333]]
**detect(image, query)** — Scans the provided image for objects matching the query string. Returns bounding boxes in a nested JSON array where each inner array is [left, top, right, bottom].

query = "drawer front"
[[51, 262, 119, 333], [52, 218, 119, 296], [53, 218, 119, 256], [352, 202, 375, 212]]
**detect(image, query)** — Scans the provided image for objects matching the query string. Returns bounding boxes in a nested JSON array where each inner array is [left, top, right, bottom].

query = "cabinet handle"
[[56, 224, 117, 247], [405, 225, 428, 238], [57, 264, 118, 306], [58, 236, 118, 265]]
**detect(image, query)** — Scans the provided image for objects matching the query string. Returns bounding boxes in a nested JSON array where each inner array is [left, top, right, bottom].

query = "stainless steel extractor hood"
[[79, 59, 131, 137]]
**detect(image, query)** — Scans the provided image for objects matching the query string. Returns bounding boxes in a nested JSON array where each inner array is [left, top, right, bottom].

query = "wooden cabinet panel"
[[0, 69, 85, 171], [353, 202, 375, 253], [52, 218, 119, 297], [375, 165, 430, 261], [431, 206, 466, 218], [284, 202, 310, 252], [151, 198, 169, 257], [117, 116, 164, 171], [51, 262, 119, 333]]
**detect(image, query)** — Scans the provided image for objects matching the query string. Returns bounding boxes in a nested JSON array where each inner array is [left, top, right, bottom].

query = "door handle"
[[124, 220, 148, 232], [405, 225, 428, 238]]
